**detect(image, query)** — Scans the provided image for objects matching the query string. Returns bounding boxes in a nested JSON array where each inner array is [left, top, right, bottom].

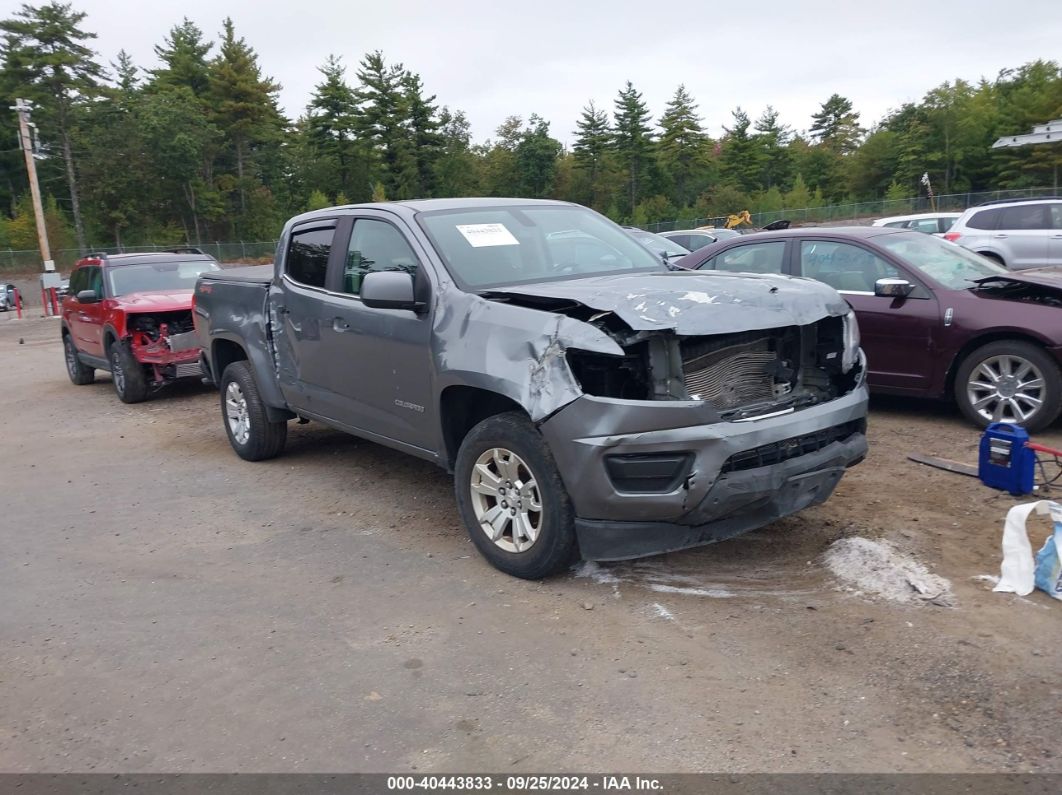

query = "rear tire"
[[63, 334, 95, 385], [454, 411, 577, 579], [219, 360, 287, 461], [110, 339, 149, 403], [954, 340, 1062, 432]]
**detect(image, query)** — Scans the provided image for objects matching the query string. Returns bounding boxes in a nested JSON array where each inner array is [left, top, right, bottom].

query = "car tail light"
[[943, 232, 961, 243]]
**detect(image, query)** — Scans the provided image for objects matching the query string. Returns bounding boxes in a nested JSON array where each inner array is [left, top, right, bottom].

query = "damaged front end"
[[477, 272, 869, 560], [566, 311, 863, 421], [126, 310, 202, 385]]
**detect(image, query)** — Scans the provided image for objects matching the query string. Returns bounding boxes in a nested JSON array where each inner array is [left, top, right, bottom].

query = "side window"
[[68, 267, 87, 296], [1051, 205, 1062, 230], [343, 219, 418, 295], [86, 266, 104, 297], [285, 224, 335, 288], [910, 219, 939, 234], [939, 217, 957, 233], [668, 234, 689, 249], [714, 242, 786, 274], [799, 241, 900, 293], [1000, 204, 1049, 230], [967, 208, 1004, 230], [882, 221, 906, 228]]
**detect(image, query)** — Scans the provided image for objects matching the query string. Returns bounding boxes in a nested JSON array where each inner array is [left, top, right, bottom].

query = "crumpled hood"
[[975, 267, 1062, 292], [484, 271, 849, 335], [113, 290, 195, 312]]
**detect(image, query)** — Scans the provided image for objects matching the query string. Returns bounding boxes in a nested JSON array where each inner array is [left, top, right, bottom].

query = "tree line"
[[2, 2, 1061, 254]]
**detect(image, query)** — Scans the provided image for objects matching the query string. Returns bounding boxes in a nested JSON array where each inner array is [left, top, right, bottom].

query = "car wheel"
[[955, 341, 1062, 432], [219, 360, 287, 461], [110, 339, 149, 403], [454, 411, 577, 579], [63, 334, 95, 385]]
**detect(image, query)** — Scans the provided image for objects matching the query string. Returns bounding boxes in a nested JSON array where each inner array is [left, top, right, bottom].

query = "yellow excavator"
[[724, 210, 752, 229]]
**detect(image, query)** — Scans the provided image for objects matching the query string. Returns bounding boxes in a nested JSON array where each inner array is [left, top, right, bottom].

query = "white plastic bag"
[[994, 500, 1062, 600]]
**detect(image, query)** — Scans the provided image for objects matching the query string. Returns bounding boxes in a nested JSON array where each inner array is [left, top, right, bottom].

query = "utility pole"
[[10, 98, 54, 272]]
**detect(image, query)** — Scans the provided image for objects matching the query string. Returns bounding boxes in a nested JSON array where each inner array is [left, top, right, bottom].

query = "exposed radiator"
[[683, 337, 777, 408]]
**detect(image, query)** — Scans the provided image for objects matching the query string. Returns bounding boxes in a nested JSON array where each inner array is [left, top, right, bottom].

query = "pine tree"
[[207, 18, 283, 225], [809, 94, 864, 154], [754, 106, 793, 190], [401, 70, 443, 197], [150, 18, 212, 97], [612, 81, 654, 215], [434, 107, 479, 196], [353, 51, 418, 199], [719, 108, 762, 193], [307, 54, 359, 196], [571, 101, 612, 208], [657, 85, 707, 207], [0, 1, 105, 252], [515, 114, 561, 198]]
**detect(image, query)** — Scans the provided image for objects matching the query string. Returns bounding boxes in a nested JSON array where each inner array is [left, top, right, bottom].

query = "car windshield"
[[876, 232, 1007, 289], [107, 260, 221, 297], [626, 229, 689, 258], [417, 205, 665, 289]]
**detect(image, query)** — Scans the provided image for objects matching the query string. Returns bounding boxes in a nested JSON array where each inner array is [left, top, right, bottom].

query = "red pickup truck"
[[61, 250, 221, 403]]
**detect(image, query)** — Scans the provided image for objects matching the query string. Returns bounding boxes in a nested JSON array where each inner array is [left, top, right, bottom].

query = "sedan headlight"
[[842, 309, 861, 373]]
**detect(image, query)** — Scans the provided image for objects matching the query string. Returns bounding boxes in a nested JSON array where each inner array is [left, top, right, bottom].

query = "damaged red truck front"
[[60, 250, 222, 403]]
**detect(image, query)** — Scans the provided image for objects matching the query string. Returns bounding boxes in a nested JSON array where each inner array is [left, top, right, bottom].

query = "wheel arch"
[[210, 337, 249, 384], [439, 385, 528, 472], [945, 331, 1056, 395]]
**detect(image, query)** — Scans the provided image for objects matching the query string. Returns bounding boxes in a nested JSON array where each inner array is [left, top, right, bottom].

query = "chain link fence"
[[645, 187, 1060, 233], [1, 241, 278, 273]]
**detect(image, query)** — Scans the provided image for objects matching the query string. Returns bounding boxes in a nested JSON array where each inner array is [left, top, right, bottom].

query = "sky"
[[19, 0, 1062, 144]]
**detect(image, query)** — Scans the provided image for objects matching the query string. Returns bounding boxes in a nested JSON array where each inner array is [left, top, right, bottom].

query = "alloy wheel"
[[469, 447, 543, 553], [225, 381, 250, 445], [966, 354, 1045, 424]]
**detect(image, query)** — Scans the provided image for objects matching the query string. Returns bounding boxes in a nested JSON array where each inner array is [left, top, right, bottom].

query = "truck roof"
[[288, 197, 576, 227], [76, 250, 217, 268]]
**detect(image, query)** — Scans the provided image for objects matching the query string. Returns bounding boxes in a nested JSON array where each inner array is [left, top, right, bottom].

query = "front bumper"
[[539, 386, 868, 561]]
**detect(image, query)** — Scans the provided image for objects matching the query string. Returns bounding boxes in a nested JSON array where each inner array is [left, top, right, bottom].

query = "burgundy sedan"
[[679, 227, 1062, 431]]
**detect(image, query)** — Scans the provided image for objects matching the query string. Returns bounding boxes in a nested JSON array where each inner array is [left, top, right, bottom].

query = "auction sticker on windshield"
[[456, 223, 520, 247]]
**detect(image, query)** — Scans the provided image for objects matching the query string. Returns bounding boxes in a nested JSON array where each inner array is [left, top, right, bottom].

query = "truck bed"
[[201, 265, 273, 284]]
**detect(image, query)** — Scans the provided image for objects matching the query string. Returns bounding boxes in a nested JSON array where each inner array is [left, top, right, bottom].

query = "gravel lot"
[[1, 312, 1059, 773]]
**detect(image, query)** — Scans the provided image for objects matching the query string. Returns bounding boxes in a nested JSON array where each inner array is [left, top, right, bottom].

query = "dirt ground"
[[1, 313, 1058, 774]]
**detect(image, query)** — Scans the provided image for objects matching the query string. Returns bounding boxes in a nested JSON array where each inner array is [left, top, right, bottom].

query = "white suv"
[[945, 198, 1062, 269]]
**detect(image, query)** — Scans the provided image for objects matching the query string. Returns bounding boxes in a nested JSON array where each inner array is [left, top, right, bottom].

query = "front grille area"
[[682, 336, 778, 408], [720, 420, 865, 474]]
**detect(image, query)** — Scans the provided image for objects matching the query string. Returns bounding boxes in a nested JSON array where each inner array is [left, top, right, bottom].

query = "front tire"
[[454, 411, 577, 579], [63, 334, 95, 385], [219, 360, 287, 461], [955, 340, 1062, 432], [110, 339, 149, 403]]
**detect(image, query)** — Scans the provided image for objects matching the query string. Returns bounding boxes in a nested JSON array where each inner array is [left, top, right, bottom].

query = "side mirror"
[[360, 270, 422, 312], [76, 289, 100, 304], [874, 278, 914, 298]]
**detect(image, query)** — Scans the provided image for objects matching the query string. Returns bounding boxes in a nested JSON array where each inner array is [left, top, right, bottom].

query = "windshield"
[[107, 260, 221, 297], [626, 229, 689, 258], [417, 205, 664, 289], [876, 232, 1007, 289]]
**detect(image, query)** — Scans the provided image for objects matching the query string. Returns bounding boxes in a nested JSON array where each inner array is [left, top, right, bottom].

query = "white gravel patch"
[[824, 537, 953, 606]]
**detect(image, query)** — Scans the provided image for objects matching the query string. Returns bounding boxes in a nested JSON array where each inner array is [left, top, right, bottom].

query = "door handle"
[[333, 318, 351, 332], [993, 234, 1008, 239]]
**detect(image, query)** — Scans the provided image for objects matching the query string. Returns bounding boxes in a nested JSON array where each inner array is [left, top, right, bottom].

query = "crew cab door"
[[272, 218, 345, 415], [317, 213, 436, 452], [67, 265, 106, 359], [795, 239, 939, 393]]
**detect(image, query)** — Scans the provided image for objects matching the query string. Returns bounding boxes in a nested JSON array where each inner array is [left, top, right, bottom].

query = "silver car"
[[0, 283, 16, 311], [945, 198, 1062, 269]]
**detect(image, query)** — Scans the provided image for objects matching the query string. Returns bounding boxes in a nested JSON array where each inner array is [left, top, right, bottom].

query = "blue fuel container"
[[978, 422, 1036, 495]]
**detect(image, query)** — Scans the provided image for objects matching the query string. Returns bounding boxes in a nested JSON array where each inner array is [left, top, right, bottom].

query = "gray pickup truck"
[[194, 199, 868, 578]]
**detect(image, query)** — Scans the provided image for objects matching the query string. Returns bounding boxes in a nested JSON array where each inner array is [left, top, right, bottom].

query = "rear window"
[[966, 207, 1004, 230], [285, 224, 335, 289]]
